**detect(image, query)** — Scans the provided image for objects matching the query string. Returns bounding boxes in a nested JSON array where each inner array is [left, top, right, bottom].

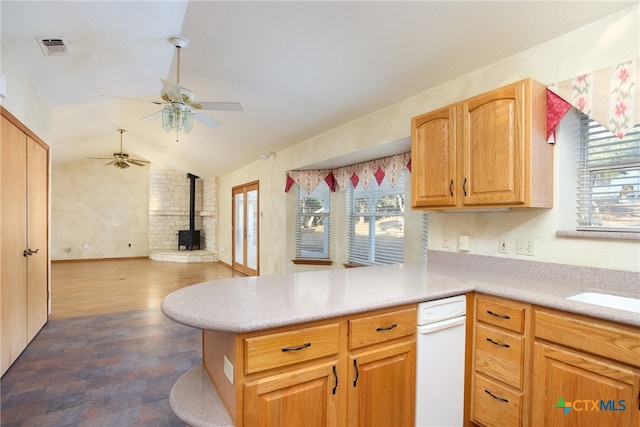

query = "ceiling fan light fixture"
[[162, 105, 193, 138]]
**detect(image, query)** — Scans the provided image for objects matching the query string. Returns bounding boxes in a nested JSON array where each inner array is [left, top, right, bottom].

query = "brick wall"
[[148, 166, 217, 257]]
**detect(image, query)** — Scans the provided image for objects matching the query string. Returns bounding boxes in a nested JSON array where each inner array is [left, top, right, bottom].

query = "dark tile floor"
[[1, 309, 200, 426]]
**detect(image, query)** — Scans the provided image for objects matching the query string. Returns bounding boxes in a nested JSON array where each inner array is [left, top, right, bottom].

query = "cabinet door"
[[461, 81, 525, 206], [348, 341, 415, 427], [532, 342, 640, 427], [411, 106, 456, 208], [27, 136, 48, 341], [243, 361, 340, 427], [1, 115, 28, 375]]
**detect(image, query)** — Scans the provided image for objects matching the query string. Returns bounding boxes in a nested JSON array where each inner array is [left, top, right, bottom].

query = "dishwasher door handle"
[[417, 316, 465, 334]]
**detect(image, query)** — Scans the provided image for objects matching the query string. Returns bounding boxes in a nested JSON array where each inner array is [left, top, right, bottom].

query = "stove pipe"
[[187, 173, 198, 232]]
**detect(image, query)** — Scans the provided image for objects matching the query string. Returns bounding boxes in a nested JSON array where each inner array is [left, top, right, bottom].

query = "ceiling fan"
[[141, 36, 243, 141], [87, 129, 150, 169]]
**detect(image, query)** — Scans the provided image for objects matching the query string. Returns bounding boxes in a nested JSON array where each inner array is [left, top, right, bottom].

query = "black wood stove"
[[178, 173, 200, 251]]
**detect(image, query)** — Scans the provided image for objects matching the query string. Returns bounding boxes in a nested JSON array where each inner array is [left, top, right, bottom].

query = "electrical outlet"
[[224, 355, 234, 384], [458, 235, 470, 252], [516, 238, 534, 256], [441, 234, 450, 249], [499, 238, 509, 254]]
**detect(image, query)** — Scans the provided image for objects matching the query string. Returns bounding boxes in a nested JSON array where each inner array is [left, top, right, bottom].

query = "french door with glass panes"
[[232, 181, 259, 276]]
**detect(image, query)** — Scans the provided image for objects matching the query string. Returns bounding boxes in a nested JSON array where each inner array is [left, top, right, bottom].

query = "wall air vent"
[[37, 37, 69, 56]]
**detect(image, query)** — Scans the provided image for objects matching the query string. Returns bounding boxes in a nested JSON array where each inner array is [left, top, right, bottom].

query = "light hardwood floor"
[[51, 258, 244, 319]]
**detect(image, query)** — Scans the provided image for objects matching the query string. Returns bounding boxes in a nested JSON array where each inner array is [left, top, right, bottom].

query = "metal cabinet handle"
[[281, 342, 311, 352], [486, 310, 510, 320], [485, 389, 509, 403], [353, 359, 359, 387], [449, 180, 454, 197], [332, 365, 338, 395], [486, 337, 510, 348], [23, 248, 40, 257], [376, 323, 397, 332], [463, 177, 467, 196]]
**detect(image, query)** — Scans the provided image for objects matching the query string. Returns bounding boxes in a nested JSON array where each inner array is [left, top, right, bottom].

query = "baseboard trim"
[[51, 256, 149, 263]]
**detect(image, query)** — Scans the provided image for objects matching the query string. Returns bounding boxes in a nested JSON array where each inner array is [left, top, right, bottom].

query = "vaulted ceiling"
[[1, 1, 634, 178]]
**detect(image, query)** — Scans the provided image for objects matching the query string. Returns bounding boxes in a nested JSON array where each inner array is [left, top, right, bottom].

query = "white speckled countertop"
[[162, 255, 639, 427], [162, 257, 640, 330]]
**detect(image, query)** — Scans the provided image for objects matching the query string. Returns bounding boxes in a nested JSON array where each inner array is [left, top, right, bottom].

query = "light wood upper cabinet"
[[411, 78, 553, 210], [411, 106, 457, 208]]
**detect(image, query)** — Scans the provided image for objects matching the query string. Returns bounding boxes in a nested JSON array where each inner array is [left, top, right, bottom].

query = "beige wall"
[[218, 5, 640, 274], [51, 159, 149, 260], [0, 41, 52, 142]]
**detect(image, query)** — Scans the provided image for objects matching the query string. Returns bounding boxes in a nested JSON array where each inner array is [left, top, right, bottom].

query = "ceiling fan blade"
[[86, 157, 115, 160], [127, 160, 146, 166], [161, 79, 182, 102], [193, 111, 221, 128], [100, 94, 163, 105], [129, 158, 150, 164], [105, 160, 116, 166], [141, 110, 163, 122], [191, 102, 243, 112]]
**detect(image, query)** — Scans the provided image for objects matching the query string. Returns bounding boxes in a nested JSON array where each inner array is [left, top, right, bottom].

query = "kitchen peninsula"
[[162, 256, 640, 427]]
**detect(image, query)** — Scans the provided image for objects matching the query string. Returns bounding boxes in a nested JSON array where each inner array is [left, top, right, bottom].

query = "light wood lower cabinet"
[[347, 340, 415, 427], [468, 297, 640, 427], [244, 360, 340, 427], [470, 294, 531, 427], [204, 304, 416, 427], [531, 308, 640, 427]]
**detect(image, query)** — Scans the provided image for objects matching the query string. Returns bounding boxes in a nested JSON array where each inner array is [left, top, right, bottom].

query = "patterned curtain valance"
[[547, 59, 639, 140], [285, 152, 411, 194]]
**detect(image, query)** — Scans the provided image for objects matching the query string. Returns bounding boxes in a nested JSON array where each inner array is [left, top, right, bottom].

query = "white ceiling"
[[1, 1, 634, 178]]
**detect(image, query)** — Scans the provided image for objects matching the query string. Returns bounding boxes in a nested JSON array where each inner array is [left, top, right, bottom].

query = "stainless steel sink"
[[566, 292, 640, 313]]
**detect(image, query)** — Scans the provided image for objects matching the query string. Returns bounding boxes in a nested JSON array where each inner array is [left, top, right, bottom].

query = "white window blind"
[[577, 115, 640, 232], [347, 173, 405, 265], [295, 184, 331, 259]]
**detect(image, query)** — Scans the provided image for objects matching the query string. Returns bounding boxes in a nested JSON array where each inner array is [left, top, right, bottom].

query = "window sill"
[[292, 259, 333, 266], [343, 262, 369, 268], [556, 230, 640, 241]]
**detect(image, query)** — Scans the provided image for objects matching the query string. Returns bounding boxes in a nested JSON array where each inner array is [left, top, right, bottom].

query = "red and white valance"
[[547, 58, 639, 140], [285, 152, 411, 194]]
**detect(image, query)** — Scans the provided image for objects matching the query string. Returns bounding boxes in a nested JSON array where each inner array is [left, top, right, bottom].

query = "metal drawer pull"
[[332, 365, 338, 395], [486, 310, 510, 320], [486, 338, 510, 348], [376, 323, 397, 332], [353, 359, 359, 387], [281, 342, 311, 352], [485, 389, 509, 403]]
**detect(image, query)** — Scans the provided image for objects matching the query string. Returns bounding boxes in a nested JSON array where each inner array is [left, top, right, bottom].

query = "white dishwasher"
[[415, 294, 466, 427]]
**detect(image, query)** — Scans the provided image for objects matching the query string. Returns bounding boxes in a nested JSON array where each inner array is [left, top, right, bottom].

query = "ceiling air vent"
[[37, 37, 69, 56]]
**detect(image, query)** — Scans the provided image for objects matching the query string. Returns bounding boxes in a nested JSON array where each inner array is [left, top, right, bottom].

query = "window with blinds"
[[577, 115, 640, 232], [347, 173, 405, 265], [295, 184, 331, 259]]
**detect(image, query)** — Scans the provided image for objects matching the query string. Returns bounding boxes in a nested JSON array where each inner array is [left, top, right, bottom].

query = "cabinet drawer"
[[244, 323, 340, 374], [476, 295, 525, 333], [534, 308, 640, 368], [473, 374, 522, 427], [475, 324, 524, 389], [349, 307, 416, 350]]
